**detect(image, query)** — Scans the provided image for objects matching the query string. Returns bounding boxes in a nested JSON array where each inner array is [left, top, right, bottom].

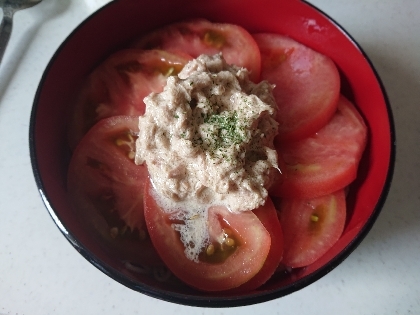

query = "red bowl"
[[29, 0, 394, 307]]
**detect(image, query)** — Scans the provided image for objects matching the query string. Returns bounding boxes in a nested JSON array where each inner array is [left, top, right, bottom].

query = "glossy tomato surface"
[[278, 190, 347, 268], [254, 33, 340, 142], [230, 198, 284, 292], [131, 19, 261, 82], [30, 0, 394, 307], [271, 95, 368, 199]]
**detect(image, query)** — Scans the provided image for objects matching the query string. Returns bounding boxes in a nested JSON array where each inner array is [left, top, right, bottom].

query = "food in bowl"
[[66, 19, 367, 292], [30, 0, 393, 307]]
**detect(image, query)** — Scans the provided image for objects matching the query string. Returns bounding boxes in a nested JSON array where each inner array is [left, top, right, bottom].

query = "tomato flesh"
[[278, 190, 347, 268], [143, 180, 271, 291], [67, 116, 162, 265], [254, 33, 340, 142], [271, 95, 367, 199], [132, 19, 261, 82], [68, 49, 191, 149]]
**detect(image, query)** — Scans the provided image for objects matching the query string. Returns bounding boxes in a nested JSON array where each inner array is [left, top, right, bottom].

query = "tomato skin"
[[68, 49, 191, 150], [67, 116, 162, 265], [143, 180, 272, 291], [278, 190, 347, 268], [254, 33, 340, 142], [270, 95, 367, 199], [132, 19, 261, 82]]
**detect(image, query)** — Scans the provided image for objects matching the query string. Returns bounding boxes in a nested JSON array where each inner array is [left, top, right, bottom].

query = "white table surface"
[[0, 0, 419, 314]]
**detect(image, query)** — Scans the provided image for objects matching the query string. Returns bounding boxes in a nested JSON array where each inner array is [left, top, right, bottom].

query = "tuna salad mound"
[[135, 54, 279, 213]]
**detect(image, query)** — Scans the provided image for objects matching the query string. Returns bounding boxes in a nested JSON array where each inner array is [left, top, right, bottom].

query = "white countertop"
[[0, 0, 419, 314]]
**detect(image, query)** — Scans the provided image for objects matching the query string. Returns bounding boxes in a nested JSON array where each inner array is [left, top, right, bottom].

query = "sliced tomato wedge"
[[253, 33, 340, 142], [67, 116, 162, 265], [143, 180, 272, 291], [68, 49, 191, 149], [278, 190, 346, 268], [270, 95, 367, 199], [132, 19, 261, 82]]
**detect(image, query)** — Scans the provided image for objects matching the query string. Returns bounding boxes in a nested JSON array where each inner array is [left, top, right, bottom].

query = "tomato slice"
[[67, 116, 162, 265], [132, 19, 261, 82], [253, 33, 340, 142], [230, 197, 283, 292], [143, 180, 272, 291], [68, 49, 191, 149], [270, 95, 367, 199], [278, 190, 346, 268]]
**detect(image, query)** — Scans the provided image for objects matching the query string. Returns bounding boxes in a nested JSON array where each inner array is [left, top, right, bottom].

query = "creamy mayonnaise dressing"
[[135, 54, 279, 261]]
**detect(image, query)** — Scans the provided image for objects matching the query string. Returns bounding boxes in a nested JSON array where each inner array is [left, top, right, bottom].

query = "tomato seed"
[[164, 67, 175, 77], [225, 237, 235, 247], [206, 244, 215, 256], [310, 214, 319, 222], [115, 139, 126, 146]]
